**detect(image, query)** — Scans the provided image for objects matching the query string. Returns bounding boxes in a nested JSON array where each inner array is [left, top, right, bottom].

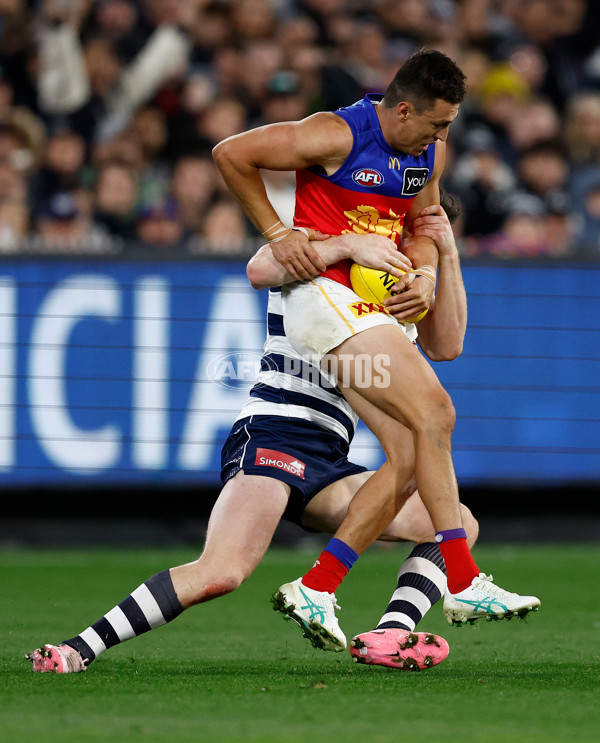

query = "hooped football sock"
[[63, 569, 184, 666], [377, 542, 447, 631], [302, 537, 359, 594], [435, 528, 479, 594]]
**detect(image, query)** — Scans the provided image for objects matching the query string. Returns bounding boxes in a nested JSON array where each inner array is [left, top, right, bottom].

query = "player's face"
[[395, 99, 459, 156]]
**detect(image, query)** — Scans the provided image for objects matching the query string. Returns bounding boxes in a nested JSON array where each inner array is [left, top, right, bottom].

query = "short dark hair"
[[383, 49, 466, 111], [439, 188, 462, 225]]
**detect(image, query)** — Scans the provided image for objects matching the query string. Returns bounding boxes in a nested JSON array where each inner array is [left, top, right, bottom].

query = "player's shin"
[[377, 542, 447, 631], [61, 569, 184, 667]]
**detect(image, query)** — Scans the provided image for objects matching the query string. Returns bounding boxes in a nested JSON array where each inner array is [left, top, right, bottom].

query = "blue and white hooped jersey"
[[235, 288, 358, 443]]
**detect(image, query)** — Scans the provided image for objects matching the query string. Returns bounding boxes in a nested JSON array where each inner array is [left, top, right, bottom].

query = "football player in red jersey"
[[214, 49, 540, 650]]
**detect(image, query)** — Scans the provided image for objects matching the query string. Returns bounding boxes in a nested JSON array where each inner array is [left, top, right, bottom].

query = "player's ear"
[[396, 102, 411, 121]]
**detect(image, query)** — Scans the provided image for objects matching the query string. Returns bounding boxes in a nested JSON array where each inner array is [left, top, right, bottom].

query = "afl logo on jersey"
[[401, 167, 429, 196], [352, 168, 384, 187]]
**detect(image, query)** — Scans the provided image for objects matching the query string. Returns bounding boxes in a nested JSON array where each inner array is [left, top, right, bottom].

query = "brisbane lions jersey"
[[293, 94, 436, 288]]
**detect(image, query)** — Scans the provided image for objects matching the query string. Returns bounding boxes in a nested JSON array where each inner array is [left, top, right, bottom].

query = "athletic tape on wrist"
[[410, 264, 437, 287], [267, 228, 293, 243], [263, 219, 289, 241], [263, 219, 284, 235]]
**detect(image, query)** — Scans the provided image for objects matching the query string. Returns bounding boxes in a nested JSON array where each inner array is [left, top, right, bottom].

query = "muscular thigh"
[[332, 324, 451, 431], [343, 385, 416, 465], [202, 471, 291, 573]]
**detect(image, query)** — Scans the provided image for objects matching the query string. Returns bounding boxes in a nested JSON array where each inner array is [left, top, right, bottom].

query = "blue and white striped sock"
[[64, 570, 184, 666], [376, 543, 447, 631]]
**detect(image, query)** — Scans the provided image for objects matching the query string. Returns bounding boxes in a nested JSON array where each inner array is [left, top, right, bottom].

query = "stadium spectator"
[[446, 127, 516, 238], [464, 62, 531, 162], [466, 194, 572, 259], [93, 161, 138, 240], [132, 106, 169, 169], [37, 0, 192, 144], [0, 199, 28, 252], [198, 197, 252, 256], [170, 154, 217, 235], [188, 2, 232, 65], [259, 71, 310, 125], [229, 0, 278, 43], [0, 159, 28, 239], [564, 91, 600, 166], [194, 97, 248, 149], [505, 97, 563, 160], [570, 168, 600, 257], [513, 139, 572, 214], [91, 128, 144, 174], [36, 190, 113, 253], [239, 40, 284, 121], [32, 128, 87, 216], [135, 199, 183, 249]]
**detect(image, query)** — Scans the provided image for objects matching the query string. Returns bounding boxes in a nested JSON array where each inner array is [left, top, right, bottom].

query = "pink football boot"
[[350, 629, 449, 671], [26, 644, 86, 673]]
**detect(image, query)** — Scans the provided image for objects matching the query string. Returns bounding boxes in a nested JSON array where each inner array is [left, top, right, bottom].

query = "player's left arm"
[[247, 232, 412, 290], [383, 142, 444, 323]]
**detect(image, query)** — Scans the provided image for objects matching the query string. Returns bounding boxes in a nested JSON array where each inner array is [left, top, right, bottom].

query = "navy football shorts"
[[221, 415, 368, 529]]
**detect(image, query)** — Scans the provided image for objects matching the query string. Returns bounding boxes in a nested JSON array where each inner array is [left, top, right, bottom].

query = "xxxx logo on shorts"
[[255, 448, 306, 479], [348, 301, 389, 318]]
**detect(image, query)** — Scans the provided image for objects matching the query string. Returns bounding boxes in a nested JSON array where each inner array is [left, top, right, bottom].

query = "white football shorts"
[[281, 276, 417, 367]]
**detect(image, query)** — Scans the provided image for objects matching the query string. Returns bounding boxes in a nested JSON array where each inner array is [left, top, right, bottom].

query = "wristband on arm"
[[409, 264, 437, 288]]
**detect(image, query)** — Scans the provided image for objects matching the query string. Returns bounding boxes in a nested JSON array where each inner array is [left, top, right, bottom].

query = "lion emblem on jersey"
[[343, 205, 403, 242]]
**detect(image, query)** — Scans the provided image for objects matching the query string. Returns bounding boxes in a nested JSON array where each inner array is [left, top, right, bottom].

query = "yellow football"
[[349, 263, 428, 323]]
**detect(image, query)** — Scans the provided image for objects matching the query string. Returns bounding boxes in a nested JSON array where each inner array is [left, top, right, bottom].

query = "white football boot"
[[443, 573, 541, 626], [272, 578, 347, 651]]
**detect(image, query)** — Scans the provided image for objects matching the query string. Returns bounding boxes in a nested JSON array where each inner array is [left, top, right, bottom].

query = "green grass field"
[[2, 543, 599, 743]]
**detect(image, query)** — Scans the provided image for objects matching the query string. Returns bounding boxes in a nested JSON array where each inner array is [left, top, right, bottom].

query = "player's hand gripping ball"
[[350, 263, 429, 323]]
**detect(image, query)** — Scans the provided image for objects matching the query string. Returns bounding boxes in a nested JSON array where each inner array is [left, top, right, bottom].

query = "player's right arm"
[[213, 113, 352, 281], [247, 233, 412, 290]]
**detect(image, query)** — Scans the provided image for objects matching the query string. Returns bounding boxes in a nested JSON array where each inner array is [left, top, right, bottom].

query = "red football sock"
[[302, 550, 349, 593], [438, 538, 480, 594]]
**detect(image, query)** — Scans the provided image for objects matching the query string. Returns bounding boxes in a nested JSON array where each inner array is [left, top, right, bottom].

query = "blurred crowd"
[[0, 0, 600, 259]]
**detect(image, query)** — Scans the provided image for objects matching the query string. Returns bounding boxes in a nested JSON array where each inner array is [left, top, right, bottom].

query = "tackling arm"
[[382, 143, 445, 323], [247, 233, 412, 290], [410, 204, 467, 361]]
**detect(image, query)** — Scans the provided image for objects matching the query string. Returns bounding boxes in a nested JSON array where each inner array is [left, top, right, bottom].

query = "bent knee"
[[203, 573, 244, 599], [404, 388, 456, 437], [427, 390, 456, 432], [184, 567, 247, 606], [460, 503, 479, 547]]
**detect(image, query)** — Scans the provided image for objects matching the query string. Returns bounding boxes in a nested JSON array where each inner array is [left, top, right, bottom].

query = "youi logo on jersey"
[[352, 168, 384, 187], [401, 167, 429, 196]]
